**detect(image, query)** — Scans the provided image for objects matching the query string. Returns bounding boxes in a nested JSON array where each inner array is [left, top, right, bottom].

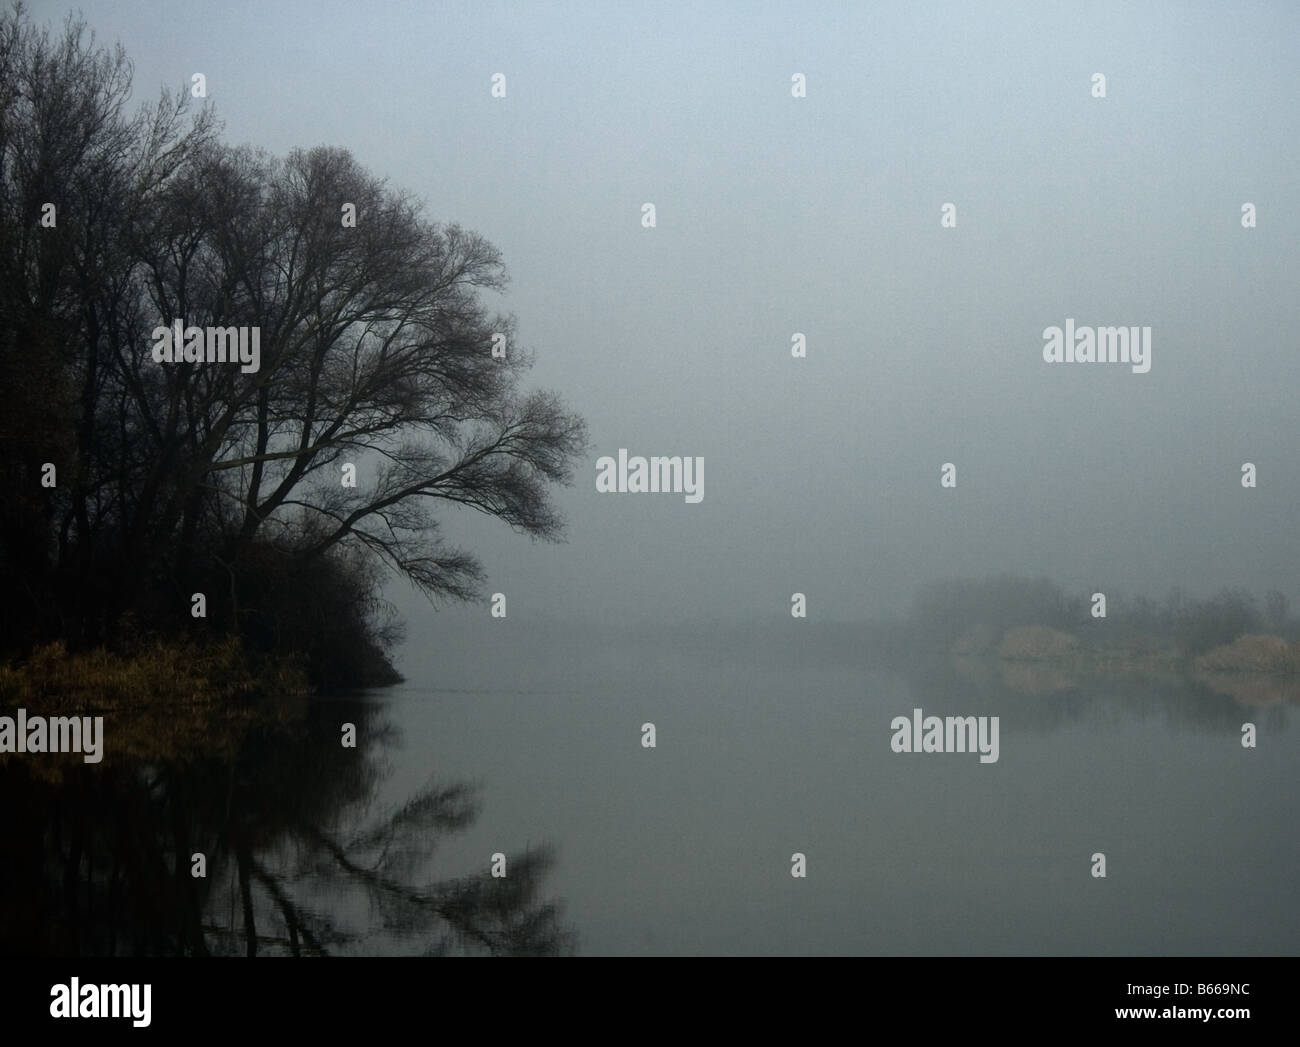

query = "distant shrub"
[[1196, 634, 1300, 674], [997, 626, 1079, 661]]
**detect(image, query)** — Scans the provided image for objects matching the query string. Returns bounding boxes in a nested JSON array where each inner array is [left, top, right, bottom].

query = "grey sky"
[[35, 1, 1300, 640]]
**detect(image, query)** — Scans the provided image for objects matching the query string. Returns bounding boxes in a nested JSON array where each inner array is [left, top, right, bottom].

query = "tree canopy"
[[0, 4, 587, 683]]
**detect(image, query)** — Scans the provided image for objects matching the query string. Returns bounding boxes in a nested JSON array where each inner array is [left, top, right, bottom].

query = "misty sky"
[[34, 1, 1300, 642]]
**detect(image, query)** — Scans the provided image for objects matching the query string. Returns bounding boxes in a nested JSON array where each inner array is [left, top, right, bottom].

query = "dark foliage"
[[0, 5, 585, 686]]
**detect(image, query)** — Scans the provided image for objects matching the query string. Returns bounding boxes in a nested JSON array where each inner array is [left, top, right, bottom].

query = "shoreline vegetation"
[[895, 576, 1299, 664], [882, 575, 1300, 708], [948, 625, 1300, 706], [5, 576, 1298, 711], [0, 638, 312, 779], [0, 8, 587, 700], [959, 623, 1300, 676], [0, 638, 310, 707]]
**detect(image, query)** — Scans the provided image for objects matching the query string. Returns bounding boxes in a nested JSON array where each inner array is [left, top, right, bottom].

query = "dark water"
[[4, 623, 1297, 955]]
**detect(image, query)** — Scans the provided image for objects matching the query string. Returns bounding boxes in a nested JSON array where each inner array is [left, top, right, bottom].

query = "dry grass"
[[1195, 634, 1300, 674], [0, 638, 309, 710], [0, 639, 311, 779]]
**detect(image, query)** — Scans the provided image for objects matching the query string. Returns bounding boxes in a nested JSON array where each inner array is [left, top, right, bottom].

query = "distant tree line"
[[908, 575, 1294, 656], [0, 6, 586, 687]]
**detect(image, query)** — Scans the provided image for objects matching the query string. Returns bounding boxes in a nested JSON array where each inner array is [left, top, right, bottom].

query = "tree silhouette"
[[0, 5, 586, 676]]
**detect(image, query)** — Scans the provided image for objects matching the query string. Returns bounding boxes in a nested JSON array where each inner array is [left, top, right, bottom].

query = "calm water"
[[4, 622, 1297, 955]]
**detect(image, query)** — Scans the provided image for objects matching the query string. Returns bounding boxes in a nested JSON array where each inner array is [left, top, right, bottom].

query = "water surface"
[[4, 622, 1296, 955]]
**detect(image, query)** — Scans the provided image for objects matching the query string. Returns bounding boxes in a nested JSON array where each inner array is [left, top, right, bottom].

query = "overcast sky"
[[35, 1, 1300, 637]]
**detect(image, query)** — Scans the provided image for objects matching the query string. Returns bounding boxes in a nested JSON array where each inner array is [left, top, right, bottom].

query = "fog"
[[41, 0, 1300, 668]]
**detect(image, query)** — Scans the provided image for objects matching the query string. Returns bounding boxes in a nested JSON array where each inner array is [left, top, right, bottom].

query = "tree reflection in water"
[[0, 693, 574, 956]]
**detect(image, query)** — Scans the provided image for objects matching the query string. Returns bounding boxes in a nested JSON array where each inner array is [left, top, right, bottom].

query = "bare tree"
[[0, 3, 216, 642], [0, 3, 587, 669], [119, 141, 587, 630]]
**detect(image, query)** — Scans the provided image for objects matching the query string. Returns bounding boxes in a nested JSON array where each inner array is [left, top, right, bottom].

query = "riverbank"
[[942, 625, 1300, 706], [0, 639, 313, 778]]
